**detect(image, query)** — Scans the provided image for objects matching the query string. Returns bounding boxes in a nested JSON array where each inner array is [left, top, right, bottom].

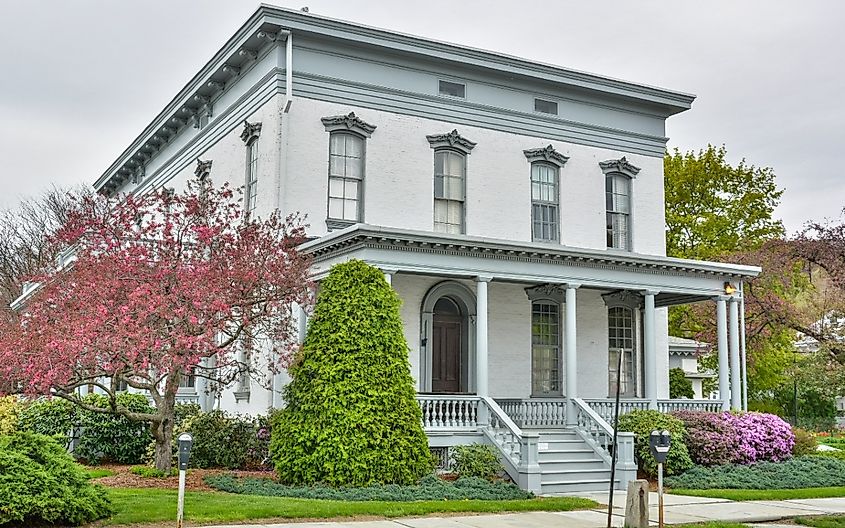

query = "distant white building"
[[668, 336, 716, 400], [17, 6, 760, 493]]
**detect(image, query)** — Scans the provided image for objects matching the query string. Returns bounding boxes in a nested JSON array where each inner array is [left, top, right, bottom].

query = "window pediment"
[[426, 129, 476, 154], [321, 112, 377, 138], [602, 290, 643, 309], [525, 284, 566, 304], [194, 158, 213, 180], [240, 120, 262, 144], [524, 145, 569, 168], [599, 156, 640, 178]]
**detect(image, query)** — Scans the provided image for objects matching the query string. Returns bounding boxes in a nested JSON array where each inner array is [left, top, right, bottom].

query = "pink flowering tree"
[[0, 180, 312, 471]]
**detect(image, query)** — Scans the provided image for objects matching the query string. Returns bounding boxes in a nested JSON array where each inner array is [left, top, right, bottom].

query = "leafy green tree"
[[270, 260, 433, 486], [665, 144, 784, 261], [668, 368, 694, 399]]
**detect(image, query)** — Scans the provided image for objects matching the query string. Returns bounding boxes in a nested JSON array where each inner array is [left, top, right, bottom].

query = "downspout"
[[271, 28, 293, 409], [739, 281, 748, 411]]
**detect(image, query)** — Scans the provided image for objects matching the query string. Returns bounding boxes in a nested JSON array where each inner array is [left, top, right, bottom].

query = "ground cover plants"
[[665, 456, 845, 490]]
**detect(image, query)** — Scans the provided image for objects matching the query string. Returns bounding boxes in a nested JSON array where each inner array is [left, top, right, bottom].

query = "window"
[[438, 80, 465, 98], [245, 139, 259, 214], [328, 133, 365, 222], [534, 98, 558, 115], [532, 301, 561, 395], [608, 306, 635, 397], [599, 157, 640, 251], [434, 150, 465, 234], [531, 163, 559, 242], [179, 369, 196, 389], [605, 174, 630, 250]]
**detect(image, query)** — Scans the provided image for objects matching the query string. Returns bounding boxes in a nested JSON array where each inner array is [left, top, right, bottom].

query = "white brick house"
[[81, 6, 761, 492]]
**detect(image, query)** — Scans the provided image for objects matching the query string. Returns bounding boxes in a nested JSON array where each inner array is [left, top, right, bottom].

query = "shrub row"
[[167, 409, 274, 470], [665, 456, 845, 490], [204, 474, 533, 501], [0, 432, 112, 526]]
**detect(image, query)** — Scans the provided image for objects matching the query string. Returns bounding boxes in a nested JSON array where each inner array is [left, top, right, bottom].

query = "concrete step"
[[540, 467, 611, 483], [538, 459, 607, 472], [540, 478, 617, 494], [536, 432, 579, 442]]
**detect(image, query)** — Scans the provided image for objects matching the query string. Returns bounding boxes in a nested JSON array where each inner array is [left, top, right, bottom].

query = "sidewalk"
[[202, 492, 845, 528]]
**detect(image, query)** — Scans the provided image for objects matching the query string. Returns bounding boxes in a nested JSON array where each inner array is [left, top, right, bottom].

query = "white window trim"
[[599, 157, 640, 252]]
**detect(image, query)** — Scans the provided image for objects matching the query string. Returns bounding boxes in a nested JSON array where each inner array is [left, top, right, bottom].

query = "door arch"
[[420, 281, 477, 393]]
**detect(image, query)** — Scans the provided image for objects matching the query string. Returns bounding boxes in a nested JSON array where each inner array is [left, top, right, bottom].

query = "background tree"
[[270, 259, 433, 486], [668, 368, 695, 399], [0, 180, 312, 471]]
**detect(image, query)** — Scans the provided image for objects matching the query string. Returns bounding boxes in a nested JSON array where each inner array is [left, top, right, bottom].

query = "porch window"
[[531, 162, 559, 242], [328, 132, 365, 223], [532, 301, 561, 395], [606, 173, 630, 250], [434, 150, 465, 234], [608, 306, 635, 397]]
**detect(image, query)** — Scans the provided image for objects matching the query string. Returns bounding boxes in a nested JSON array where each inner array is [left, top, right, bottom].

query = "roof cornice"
[[300, 224, 761, 279]]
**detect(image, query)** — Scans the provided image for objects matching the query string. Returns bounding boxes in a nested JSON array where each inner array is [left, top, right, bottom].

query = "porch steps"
[[536, 430, 617, 494]]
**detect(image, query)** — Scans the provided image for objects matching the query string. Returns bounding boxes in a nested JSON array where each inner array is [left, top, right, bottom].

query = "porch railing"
[[495, 398, 566, 428], [584, 398, 724, 422], [572, 398, 637, 489], [658, 399, 723, 414], [417, 394, 479, 429]]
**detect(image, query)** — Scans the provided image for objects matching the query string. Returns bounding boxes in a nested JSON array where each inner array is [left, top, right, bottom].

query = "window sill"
[[326, 219, 357, 231], [233, 390, 251, 403]]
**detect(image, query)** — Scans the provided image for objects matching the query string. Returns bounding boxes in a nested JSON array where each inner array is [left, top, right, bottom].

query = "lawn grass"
[[796, 515, 845, 528], [86, 468, 117, 479], [102, 487, 597, 526], [670, 487, 845, 501]]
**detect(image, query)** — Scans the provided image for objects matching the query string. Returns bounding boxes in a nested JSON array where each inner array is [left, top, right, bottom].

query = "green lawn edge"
[[670, 487, 845, 501], [101, 487, 597, 526]]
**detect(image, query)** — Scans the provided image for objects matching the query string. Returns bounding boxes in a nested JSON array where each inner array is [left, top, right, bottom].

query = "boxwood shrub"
[[665, 456, 845, 490], [451, 444, 504, 480], [204, 474, 533, 501], [617, 409, 693, 477], [0, 432, 112, 526]]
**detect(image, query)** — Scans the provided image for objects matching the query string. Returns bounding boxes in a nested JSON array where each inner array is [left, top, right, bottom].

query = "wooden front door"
[[432, 314, 462, 393]]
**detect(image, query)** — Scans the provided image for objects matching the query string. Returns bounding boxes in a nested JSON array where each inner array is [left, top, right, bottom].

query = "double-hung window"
[[241, 120, 262, 216], [531, 301, 561, 395], [600, 157, 640, 251], [321, 112, 377, 229], [427, 129, 476, 235], [328, 132, 364, 223], [434, 150, 465, 234], [608, 306, 635, 397], [531, 163, 559, 242]]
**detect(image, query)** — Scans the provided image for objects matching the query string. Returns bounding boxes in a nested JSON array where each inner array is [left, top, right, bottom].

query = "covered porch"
[[301, 224, 760, 492]]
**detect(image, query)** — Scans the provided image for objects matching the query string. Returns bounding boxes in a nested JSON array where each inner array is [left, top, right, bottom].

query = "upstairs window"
[[321, 112, 377, 230], [438, 80, 466, 98], [240, 120, 262, 216], [599, 157, 640, 251], [534, 98, 558, 115], [427, 130, 476, 235], [530, 163, 559, 242]]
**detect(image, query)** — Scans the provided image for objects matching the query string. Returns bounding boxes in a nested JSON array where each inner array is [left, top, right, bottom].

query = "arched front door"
[[432, 297, 463, 393]]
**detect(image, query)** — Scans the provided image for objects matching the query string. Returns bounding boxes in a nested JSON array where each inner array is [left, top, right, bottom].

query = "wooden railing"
[[658, 399, 723, 413], [573, 398, 636, 488], [582, 399, 649, 423], [417, 394, 479, 429], [495, 398, 566, 428]]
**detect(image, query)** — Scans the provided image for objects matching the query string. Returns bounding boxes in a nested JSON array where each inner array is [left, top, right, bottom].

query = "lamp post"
[[177, 432, 193, 528], [650, 430, 672, 528]]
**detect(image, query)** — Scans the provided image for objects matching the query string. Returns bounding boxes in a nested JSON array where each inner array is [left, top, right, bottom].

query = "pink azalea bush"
[[672, 410, 795, 466]]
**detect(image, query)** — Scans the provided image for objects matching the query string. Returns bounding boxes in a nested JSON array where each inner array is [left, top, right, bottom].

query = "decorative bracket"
[[321, 112, 377, 138], [426, 129, 476, 154], [195, 158, 213, 180], [130, 164, 145, 185], [523, 145, 569, 168], [599, 156, 641, 178], [240, 120, 262, 144]]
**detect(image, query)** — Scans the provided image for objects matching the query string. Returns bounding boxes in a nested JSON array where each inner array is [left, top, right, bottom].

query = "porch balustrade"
[[572, 397, 637, 487], [417, 394, 479, 429], [584, 398, 724, 423], [494, 398, 566, 428]]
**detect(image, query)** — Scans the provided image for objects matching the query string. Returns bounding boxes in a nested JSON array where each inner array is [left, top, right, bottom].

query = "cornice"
[[426, 129, 476, 154], [523, 145, 569, 168], [599, 156, 641, 178], [321, 112, 377, 137]]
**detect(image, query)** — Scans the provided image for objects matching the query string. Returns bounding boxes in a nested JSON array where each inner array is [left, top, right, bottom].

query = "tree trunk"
[[152, 391, 177, 472]]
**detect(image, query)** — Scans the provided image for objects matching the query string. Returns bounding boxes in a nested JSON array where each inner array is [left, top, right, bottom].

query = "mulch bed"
[[92, 465, 275, 491]]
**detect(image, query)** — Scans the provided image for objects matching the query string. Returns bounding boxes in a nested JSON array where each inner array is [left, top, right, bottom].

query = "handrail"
[[479, 396, 541, 493]]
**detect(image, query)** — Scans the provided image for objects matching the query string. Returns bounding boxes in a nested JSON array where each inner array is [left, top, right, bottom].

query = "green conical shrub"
[[270, 260, 433, 486]]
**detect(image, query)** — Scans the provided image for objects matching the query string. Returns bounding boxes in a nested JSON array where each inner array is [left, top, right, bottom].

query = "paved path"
[[202, 492, 845, 528]]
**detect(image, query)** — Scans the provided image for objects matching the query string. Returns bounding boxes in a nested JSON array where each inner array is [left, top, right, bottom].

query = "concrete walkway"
[[203, 492, 845, 528]]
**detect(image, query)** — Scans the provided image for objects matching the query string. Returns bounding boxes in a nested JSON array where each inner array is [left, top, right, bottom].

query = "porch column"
[[715, 296, 730, 411], [476, 276, 491, 397], [643, 290, 658, 410], [564, 284, 579, 426], [382, 268, 397, 287], [729, 297, 741, 410]]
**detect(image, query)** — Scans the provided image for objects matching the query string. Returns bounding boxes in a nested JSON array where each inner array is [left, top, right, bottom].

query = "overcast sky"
[[0, 0, 842, 234]]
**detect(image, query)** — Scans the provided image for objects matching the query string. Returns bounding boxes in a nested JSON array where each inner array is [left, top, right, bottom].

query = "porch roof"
[[300, 224, 761, 306]]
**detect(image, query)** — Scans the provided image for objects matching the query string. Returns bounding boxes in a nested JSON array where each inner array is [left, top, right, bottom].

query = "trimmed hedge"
[[617, 410, 693, 477], [204, 474, 533, 501], [0, 432, 112, 526], [271, 260, 433, 486], [666, 456, 845, 490]]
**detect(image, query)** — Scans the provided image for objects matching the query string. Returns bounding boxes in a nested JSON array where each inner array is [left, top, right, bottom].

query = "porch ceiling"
[[300, 224, 761, 303]]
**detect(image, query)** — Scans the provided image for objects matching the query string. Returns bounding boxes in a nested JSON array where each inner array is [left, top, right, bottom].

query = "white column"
[[729, 297, 741, 410], [715, 296, 730, 411], [476, 276, 491, 397], [382, 268, 396, 287], [643, 290, 658, 410], [564, 284, 579, 426]]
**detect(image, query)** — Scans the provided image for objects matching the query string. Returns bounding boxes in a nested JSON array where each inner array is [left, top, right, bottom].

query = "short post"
[[624, 479, 649, 528], [649, 430, 672, 528], [176, 432, 193, 528]]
